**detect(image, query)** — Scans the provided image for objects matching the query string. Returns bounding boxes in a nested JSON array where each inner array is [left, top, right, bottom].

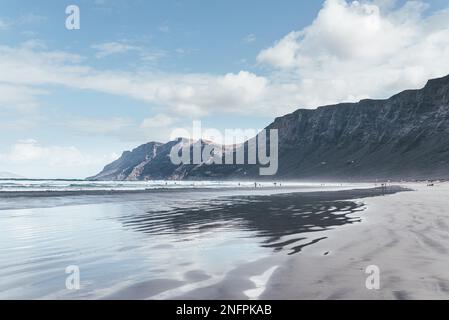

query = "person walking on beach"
[[380, 183, 387, 195]]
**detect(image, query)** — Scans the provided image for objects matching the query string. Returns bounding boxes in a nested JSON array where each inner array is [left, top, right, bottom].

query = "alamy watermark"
[[66, 5, 80, 30], [65, 265, 80, 290], [169, 121, 278, 176], [365, 265, 380, 290]]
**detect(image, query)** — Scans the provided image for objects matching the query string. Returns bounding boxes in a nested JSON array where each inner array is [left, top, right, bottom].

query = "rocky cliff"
[[89, 74, 449, 181]]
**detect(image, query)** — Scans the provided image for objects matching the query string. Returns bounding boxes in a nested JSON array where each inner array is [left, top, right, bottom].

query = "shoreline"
[[0, 184, 411, 299], [0, 185, 322, 198], [103, 186, 409, 300], [0, 184, 407, 199], [261, 183, 449, 299]]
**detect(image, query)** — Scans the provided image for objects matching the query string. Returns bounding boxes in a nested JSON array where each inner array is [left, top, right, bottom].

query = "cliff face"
[[265, 74, 449, 180], [90, 142, 162, 181], [88, 139, 222, 181], [90, 74, 449, 181]]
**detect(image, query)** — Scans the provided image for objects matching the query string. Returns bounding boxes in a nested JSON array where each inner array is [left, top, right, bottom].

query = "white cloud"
[[139, 114, 180, 142], [257, 31, 301, 69], [2, 0, 449, 122], [60, 115, 180, 143], [159, 24, 170, 33], [91, 41, 141, 58], [243, 33, 257, 43], [136, 71, 270, 116], [0, 43, 83, 110], [66, 117, 134, 134], [0, 18, 10, 30], [0, 139, 117, 178], [0, 43, 274, 116], [0, 83, 47, 110], [0, 13, 46, 31], [257, 0, 449, 106], [2, 139, 102, 167], [140, 113, 177, 129], [139, 49, 167, 62], [91, 41, 166, 62]]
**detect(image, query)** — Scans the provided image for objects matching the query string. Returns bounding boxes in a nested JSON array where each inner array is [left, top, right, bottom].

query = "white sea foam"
[[0, 179, 370, 192]]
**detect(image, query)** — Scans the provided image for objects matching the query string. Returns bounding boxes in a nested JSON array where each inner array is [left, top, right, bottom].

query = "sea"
[[0, 179, 371, 299]]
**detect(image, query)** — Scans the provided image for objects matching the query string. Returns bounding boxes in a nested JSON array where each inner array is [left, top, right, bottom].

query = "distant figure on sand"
[[380, 183, 387, 195]]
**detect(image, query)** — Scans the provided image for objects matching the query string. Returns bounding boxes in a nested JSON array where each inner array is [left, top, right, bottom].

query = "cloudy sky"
[[1, 0, 449, 178]]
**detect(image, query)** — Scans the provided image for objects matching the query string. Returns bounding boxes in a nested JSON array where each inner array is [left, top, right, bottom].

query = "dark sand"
[[101, 186, 409, 299], [261, 183, 449, 299], [0, 184, 410, 299], [120, 186, 408, 256]]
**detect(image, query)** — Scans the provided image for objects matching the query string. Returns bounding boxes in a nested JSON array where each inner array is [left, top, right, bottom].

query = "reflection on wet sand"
[[120, 187, 404, 255], [0, 185, 409, 299]]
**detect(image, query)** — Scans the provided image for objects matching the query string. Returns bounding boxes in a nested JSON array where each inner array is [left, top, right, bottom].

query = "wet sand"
[[262, 183, 449, 300], [0, 184, 409, 299], [101, 186, 408, 300]]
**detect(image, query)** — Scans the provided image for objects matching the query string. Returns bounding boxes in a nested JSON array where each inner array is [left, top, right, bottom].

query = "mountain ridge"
[[89, 74, 449, 181]]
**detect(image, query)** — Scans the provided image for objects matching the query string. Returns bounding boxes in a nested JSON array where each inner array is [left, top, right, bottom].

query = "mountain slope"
[[264, 74, 449, 180], [0, 172, 24, 179], [88, 139, 223, 181], [89, 142, 162, 180], [90, 74, 449, 181]]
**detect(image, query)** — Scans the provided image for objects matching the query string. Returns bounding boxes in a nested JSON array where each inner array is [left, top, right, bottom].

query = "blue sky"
[[1, 0, 449, 178]]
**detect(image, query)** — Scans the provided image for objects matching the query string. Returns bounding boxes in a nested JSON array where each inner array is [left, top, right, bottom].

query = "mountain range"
[[89, 74, 449, 181]]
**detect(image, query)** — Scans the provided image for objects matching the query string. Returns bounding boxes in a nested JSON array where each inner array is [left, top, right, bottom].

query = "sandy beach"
[[0, 182, 407, 300], [262, 182, 449, 299], [153, 185, 411, 300], [3, 181, 445, 300]]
